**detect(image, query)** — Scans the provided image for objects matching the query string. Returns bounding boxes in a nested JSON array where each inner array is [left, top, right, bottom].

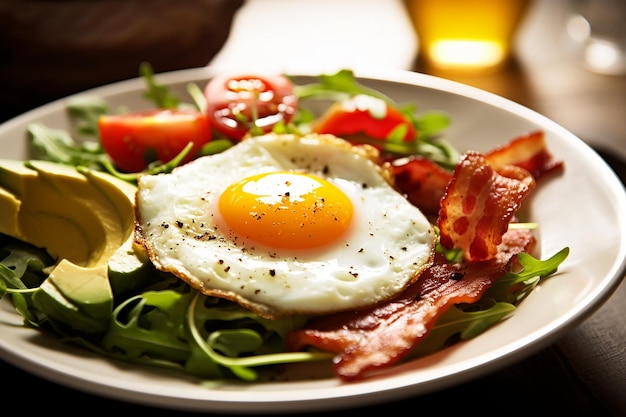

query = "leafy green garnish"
[[27, 122, 107, 170], [293, 68, 393, 102], [0, 233, 569, 382], [484, 247, 570, 305], [186, 293, 332, 381], [410, 300, 515, 358], [66, 95, 110, 137], [25, 66, 458, 181], [24, 62, 232, 184], [294, 69, 458, 168], [139, 62, 181, 109], [407, 247, 570, 359]]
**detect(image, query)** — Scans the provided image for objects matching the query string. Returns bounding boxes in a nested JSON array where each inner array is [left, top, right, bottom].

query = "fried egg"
[[135, 133, 435, 319]]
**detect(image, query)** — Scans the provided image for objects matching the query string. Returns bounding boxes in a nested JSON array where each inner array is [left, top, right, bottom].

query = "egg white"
[[135, 133, 435, 319]]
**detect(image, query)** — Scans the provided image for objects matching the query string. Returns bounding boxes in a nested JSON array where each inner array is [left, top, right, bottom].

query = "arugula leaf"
[[410, 300, 515, 358], [139, 62, 180, 109], [0, 237, 52, 287], [294, 69, 457, 167], [27, 122, 107, 169], [102, 291, 192, 361], [294, 69, 392, 102], [186, 82, 207, 113], [485, 247, 570, 305], [186, 293, 332, 381], [65, 95, 110, 137], [407, 247, 569, 360], [0, 246, 50, 327]]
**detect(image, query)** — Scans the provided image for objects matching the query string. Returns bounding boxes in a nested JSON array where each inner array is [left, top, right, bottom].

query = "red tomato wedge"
[[312, 94, 416, 143], [204, 73, 298, 141], [98, 109, 212, 173]]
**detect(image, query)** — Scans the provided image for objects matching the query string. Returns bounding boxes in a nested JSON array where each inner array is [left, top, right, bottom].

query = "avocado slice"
[[0, 160, 119, 265], [25, 160, 127, 266], [32, 259, 112, 333], [81, 167, 156, 296], [0, 159, 151, 331], [107, 236, 155, 296]]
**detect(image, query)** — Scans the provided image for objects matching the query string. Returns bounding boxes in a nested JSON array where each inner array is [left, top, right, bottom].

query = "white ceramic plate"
[[1, 67, 625, 414]]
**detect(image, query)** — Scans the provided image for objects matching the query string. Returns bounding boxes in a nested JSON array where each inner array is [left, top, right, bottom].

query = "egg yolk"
[[218, 171, 354, 249]]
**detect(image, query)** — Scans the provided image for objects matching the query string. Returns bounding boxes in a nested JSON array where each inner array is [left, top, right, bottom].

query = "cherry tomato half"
[[98, 109, 212, 173], [204, 73, 298, 141], [312, 94, 416, 143]]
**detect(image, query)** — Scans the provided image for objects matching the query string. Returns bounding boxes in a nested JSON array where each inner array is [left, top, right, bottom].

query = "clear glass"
[[405, 0, 532, 74], [567, 0, 626, 75]]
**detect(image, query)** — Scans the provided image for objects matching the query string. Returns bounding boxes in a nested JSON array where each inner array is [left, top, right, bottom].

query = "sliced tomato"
[[204, 73, 298, 141], [98, 109, 212, 173], [312, 94, 416, 144]]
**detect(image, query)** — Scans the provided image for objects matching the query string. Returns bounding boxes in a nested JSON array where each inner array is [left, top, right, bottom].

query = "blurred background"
[[1, 0, 625, 162], [0, 0, 243, 122], [0, 0, 625, 415]]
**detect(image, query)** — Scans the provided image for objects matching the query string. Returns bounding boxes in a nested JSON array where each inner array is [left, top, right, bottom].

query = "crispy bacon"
[[484, 130, 564, 179], [390, 131, 564, 217], [285, 130, 561, 381], [390, 156, 452, 216], [438, 151, 536, 262], [286, 228, 536, 381]]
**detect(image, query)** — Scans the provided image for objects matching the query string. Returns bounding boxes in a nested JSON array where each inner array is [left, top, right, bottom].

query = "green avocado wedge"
[[0, 159, 149, 332], [33, 260, 112, 332]]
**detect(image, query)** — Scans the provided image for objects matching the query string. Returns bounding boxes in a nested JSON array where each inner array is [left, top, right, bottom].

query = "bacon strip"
[[390, 131, 563, 217], [286, 229, 536, 381], [438, 151, 535, 262], [285, 130, 561, 381], [390, 156, 452, 216], [484, 130, 564, 179]]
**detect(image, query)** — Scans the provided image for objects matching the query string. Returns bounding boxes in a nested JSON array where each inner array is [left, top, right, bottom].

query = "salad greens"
[[0, 64, 569, 382], [27, 64, 458, 184], [292, 69, 458, 167], [0, 230, 569, 381]]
